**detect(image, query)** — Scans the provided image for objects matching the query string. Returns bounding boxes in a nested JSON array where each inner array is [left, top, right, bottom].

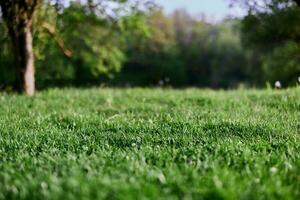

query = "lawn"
[[0, 88, 299, 200]]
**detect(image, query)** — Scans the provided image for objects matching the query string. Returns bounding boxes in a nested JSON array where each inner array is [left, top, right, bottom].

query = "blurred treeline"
[[0, 1, 299, 89]]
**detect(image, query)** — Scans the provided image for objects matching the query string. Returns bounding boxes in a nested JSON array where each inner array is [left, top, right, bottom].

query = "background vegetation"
[[1, 0, 299, 90]]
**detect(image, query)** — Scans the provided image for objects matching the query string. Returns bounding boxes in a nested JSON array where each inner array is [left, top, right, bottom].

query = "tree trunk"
[[10, 20, 35, 96]]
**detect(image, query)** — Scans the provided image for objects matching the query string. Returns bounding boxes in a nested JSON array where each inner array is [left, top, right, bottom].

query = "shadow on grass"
[[40, 113, 291, 151]]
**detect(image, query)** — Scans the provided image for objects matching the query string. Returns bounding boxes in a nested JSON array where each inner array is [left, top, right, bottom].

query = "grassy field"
[[0, 88, 299, 200]]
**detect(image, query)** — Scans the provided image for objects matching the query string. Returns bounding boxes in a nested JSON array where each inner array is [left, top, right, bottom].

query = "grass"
[[0, 88, 299, 200]]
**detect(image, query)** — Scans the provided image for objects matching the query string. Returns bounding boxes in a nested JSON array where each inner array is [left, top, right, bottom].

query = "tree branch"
[[42, 22, 73, 57]]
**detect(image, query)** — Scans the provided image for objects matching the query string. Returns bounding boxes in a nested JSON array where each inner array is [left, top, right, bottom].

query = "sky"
[[154, 0, 245, 20]]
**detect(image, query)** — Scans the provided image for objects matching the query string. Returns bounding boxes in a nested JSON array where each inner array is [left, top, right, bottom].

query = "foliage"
[[0, 88, 299, 199], [38, 3, 127, 86], [1, 0, 300, 89], [119, 9, 250, 88], [176, 15, 248, 88], [0, 0, 153, 89], [238, 0, 300, 86], [119, 9, 187, 86], [261, 41, 300, 85]]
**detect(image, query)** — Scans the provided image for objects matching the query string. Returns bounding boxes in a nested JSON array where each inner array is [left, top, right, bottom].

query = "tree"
[[34, 1, 153, 87], [0, 0, 41, 96], [120, 9, 187, 86], [231, 0, 300, 85], [0, 0, 154, 95]]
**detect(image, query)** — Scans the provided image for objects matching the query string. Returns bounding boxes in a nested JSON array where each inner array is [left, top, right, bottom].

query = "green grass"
[[0, 88, 299, 200]]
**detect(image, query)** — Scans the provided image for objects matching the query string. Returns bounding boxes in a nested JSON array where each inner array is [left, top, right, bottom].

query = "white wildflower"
[[275, 81, 282, 89], [270, 167, 277, 174]]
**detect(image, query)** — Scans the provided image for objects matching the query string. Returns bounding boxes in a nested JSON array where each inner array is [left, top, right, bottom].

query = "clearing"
[[0, 88, 299, 199]]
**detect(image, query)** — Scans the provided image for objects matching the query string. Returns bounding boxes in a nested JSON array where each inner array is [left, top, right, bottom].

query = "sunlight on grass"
[[0, 88, 299, 199]]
